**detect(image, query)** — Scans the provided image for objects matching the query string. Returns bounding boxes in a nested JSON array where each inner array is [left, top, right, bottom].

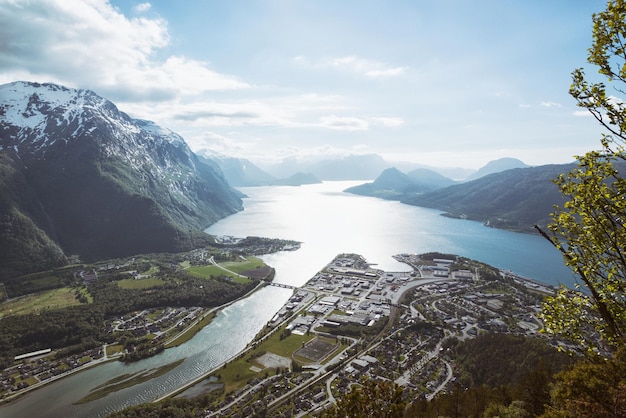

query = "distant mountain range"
[[256, 155, 529, 182], [196, 151, 321, 187], [260, 154, 390, 181], [344, 158, 528, 200], [0, 81, 243, 279], [406, 164, 576, 232], [345, 161, 575, 233]]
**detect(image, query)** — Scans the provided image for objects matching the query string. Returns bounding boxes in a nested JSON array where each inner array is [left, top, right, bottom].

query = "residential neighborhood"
[[193, 252, 556, 417]]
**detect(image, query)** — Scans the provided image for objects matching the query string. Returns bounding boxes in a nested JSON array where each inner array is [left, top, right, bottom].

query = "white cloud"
[[134, 2, 151, 13], [365, 67, 407, 78], [295, 54, 406, 79], [540, 101, 562, 108], [193, 131, 251, 155], [573, 110, 592, 117], [371, 117, 404, 127], [0, 0, 247, 102], [318, 115, 369, 131], [160, 56, 249, 93]]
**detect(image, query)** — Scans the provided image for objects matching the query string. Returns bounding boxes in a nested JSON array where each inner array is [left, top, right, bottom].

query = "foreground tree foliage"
[[318, 379, 406, 418], [534, 1, 626, 416], [408, 334, 572, 418], [541, 348, 626, 418], [537, 0, 626, 354]]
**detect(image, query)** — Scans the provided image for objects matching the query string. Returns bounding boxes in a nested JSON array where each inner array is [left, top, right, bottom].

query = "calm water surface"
[[0, 181, 577, 417], [210, 181, 576, 288]]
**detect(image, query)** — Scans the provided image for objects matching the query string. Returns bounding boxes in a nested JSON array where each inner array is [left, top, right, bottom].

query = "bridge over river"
[[266, 282, 298, 290]]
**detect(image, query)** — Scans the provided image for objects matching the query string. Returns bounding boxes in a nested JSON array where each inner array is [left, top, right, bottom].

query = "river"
[[0, 181, 576, 417]]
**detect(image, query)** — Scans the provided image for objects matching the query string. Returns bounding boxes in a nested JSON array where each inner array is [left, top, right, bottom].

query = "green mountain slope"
[[404, 164, 575, 232], [345, 167, 455, 200]]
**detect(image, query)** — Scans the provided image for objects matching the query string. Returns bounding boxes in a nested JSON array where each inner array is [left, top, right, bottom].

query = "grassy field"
[[0, 287, 84, 319], [106, 344, 124, 356], [117, 277, 166, 289], [214, 324, 317, 393], [221, 257, 265, 273], [187, 265, 233, 279], [186, 257, 265, 284], [7, 271, 67, 295]]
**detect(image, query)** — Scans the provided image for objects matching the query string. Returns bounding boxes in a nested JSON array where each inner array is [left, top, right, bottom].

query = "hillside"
[[404, 164, 575, 232], [345, 167, 455, 200], [0, 81, 242, 279]]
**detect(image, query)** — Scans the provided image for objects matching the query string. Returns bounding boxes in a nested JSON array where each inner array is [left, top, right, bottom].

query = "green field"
[[214, 324, 316, 393], [187, 265, 232, 279], [7, 271, 67, 295], [186, 257, 265, 283], [0, 287, 84, 319], [221, 257, 265, 273], [117, 277, 166, 289]]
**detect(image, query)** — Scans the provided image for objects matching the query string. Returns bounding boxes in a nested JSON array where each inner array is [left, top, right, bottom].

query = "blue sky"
[[0, 0, 609, 169]]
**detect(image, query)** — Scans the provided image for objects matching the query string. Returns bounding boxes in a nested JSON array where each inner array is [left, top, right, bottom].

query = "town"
[[173, 252, 557, 417], [0, 249, 561, 415]]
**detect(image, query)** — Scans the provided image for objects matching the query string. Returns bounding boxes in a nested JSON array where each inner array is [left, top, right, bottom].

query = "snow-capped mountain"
[[0, 81, 242, 278]]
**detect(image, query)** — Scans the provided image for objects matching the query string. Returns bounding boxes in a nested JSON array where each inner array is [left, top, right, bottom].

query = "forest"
[[0, 241, 283, 369]]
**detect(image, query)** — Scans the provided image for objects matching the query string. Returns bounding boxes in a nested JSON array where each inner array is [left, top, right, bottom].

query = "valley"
[[0, 236, 299, 404]]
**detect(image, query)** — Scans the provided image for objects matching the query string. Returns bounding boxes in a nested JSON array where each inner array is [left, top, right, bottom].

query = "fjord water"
[[210, 181, 575, 288], [0, 181, 576, 418]]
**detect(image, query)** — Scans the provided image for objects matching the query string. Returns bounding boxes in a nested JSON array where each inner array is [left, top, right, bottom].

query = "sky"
[[0, 0, 611, 169]]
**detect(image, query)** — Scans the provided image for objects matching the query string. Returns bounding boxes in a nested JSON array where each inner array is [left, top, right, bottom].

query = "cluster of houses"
[[1, 347, 103, 396], [204, 372, 318, 417], [111, 306, 203, 337]]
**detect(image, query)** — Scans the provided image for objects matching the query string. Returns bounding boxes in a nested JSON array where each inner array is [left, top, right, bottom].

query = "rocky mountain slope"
[[0, 81, 242, 279]]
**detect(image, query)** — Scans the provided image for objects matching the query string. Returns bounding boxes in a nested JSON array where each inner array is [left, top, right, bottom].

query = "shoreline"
[[0, 280, 268, 406], [152, 281, 288, 403]]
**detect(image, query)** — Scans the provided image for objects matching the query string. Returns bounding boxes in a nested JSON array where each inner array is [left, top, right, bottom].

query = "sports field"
[[294, 337, 339, 362]]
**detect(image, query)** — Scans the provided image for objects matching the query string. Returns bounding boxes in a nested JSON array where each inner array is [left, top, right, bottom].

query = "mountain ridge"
[[344, 167, 455, 200], [404, 163, 575, 232], [0, 81, 242, 279]]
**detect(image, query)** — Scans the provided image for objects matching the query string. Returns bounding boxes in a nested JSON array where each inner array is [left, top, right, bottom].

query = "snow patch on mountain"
[[0, 81, 230, 214]]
